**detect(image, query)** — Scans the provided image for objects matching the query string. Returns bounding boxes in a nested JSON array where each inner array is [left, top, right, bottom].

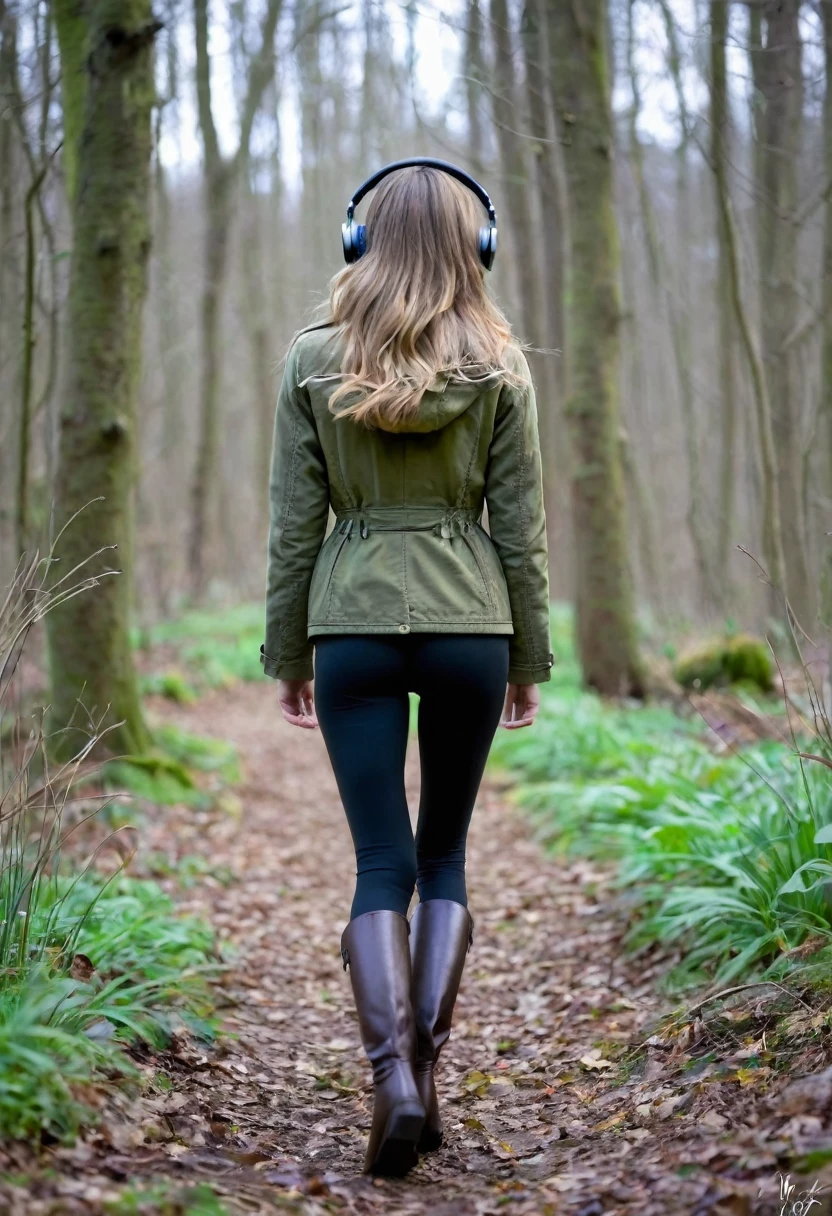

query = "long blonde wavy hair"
[[323, 165, 524, 429]]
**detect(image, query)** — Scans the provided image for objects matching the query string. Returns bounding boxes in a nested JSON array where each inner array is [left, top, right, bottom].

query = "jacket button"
[[398, 624, 410, 634]]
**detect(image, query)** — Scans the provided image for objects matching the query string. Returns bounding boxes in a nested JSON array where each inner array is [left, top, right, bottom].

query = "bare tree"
[[709, 0, 738, 599], [520, 0, 569, 581], [626, 0, 717, 612], [821, 1, 832, 505], [188, 0, 283, 599], [750, 0, 812, 621], [47, 0, 160, 757], [489, 0, 544, 351], [547, 0, 644, 696], [465, 0, 487, 181], [8, 5, 56, 558]]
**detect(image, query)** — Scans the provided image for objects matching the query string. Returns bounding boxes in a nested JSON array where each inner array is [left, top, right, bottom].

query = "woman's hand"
[[501, 682, 539, 730], [277, 679, 318, 729]]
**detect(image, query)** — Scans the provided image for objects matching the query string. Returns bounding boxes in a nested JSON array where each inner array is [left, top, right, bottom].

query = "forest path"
[[134, 683, 786, 1215]]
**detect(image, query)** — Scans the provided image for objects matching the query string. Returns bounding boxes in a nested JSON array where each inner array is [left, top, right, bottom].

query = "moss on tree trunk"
[[46, 0, 159, 758], [548, 0, 644, 697]]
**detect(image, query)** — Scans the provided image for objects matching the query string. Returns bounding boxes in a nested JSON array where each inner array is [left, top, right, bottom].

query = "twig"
[[687, 981, 812, 1017]]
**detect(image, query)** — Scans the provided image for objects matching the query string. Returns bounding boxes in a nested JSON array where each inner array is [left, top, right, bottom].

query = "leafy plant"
[[0, 552, 220, 1142], [493, 605, 832, 990], [103, 1180, 229, 1215], [98, 724, 239, 811], [141, 671, 198, 704], [138, 604, 266, 688]]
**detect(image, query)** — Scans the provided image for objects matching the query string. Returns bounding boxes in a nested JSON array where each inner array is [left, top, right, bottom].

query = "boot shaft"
[[341, 909, 417, 1081], [409, 899, 473, 1062], [340, 909, 425, 1175]]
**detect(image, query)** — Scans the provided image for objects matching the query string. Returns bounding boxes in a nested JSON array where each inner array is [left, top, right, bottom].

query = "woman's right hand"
[[501, 682, 539, 729], [277, 679, 319, 729]]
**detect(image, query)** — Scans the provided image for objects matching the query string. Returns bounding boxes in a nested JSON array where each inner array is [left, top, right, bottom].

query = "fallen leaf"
[[70, 953, 95, 981]]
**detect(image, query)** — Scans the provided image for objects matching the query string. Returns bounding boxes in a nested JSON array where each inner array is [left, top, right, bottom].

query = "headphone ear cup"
[[342, 221, 368, 264], [478, 226, 497, 271], [342, 221, 356, 263]]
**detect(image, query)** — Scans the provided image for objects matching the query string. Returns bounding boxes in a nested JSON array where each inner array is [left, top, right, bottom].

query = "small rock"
[[778, 1064, 832, 1116]]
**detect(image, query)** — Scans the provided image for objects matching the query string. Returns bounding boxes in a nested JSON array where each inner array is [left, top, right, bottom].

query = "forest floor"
[[6, 678, 832, 1216]]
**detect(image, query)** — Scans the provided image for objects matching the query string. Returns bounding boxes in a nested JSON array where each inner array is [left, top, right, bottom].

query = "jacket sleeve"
[[485, 360, 553, 684], [261, 341, 330, 681]]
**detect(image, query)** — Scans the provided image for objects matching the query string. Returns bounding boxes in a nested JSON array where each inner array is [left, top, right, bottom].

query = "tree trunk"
[[465, 0, 486, 180], [710, 0, 737, 599], [16, 160, 46, 559], [188, 0, 281, 599], [710, 42, 787, 601], [821, 1, 832, 511], [9, 9, 54, 559], [547, 0, 644, 697], [521, 0, 569, 586], [53, 0, 87, 206], [47, 0, 159, 758], [240, 179, 276, 527], [489, 0, 544, 350], [626, 0, 717, 613], [0, 7, 18, 564], [187, 153, 231, 599], [753, 0, 812, 623]]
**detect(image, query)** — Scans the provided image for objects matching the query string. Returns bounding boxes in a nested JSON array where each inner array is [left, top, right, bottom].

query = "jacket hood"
[[372, 379, 494, 434], [295, 327, 500, 434]]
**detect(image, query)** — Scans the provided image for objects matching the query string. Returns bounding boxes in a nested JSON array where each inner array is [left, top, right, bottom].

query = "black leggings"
[[314, 634, 509, 920]]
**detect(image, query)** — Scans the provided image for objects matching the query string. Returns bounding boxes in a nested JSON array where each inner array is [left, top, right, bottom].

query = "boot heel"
[[369, 1100, 425, 1177], [418, 1121, 443, 1153]]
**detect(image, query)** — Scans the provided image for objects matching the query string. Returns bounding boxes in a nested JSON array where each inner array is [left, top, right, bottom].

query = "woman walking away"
[[261, 159, 552, 1178]]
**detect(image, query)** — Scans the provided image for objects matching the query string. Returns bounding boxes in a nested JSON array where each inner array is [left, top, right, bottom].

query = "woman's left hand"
[[501, 682, 540, 729], [277, 679, 319, 729]]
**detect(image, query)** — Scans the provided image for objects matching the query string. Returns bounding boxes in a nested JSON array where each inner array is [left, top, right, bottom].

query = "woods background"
[[1, 0, 831, 701], [5, 5, 832, 1200]]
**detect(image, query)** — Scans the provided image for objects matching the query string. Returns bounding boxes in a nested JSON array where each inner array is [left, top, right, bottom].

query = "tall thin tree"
[[547, 0, 644, 696], [821, 1, 832, 507], [521, 0, 568, 580], [751, 1, 812, 621], [626, 0, 717, 612], [710, 0, 737, 598], [489, 0, 544, 350], [188, 0, 282, 599]]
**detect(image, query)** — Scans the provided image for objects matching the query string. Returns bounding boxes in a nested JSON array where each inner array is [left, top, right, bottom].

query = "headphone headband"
[[342, 157, 498, 270], [346, 157, 497, 224]]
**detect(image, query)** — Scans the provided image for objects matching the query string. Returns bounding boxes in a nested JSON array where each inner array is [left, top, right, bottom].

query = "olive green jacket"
[[261, 325, 552, 685]]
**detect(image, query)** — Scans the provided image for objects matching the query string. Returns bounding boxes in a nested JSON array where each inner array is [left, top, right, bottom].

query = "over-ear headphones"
[[341, 157, 498, 271]]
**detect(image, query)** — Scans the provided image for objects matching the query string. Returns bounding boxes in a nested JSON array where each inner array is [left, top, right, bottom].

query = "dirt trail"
[[28, 682, 823, 1215]]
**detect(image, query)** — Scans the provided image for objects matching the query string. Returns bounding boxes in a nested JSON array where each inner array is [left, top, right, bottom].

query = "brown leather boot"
[[341, 910, 426, 1176], [409, 899, 473, 1152]]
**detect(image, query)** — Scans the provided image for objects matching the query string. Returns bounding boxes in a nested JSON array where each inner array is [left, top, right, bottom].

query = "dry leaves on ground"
[[4, 681, 832, 1215]]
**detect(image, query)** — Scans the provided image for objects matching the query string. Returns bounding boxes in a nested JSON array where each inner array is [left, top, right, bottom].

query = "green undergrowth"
[[102, 1179, 230, 1214], [0, 862, 220, 1143], [136, 603, 266, 694], [491, 607, 832, 991], [0, 558, 227, 1152], [99, 722, 240, 814], [0, 1177, 230, 1215]]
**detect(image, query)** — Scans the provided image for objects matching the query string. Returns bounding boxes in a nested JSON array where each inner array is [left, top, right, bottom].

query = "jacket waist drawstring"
[[335, 507, 480, 540]]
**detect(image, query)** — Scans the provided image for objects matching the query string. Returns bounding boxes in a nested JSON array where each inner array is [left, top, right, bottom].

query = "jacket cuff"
[[508, 653, 554, 685], [260, 645, 314, 682]]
